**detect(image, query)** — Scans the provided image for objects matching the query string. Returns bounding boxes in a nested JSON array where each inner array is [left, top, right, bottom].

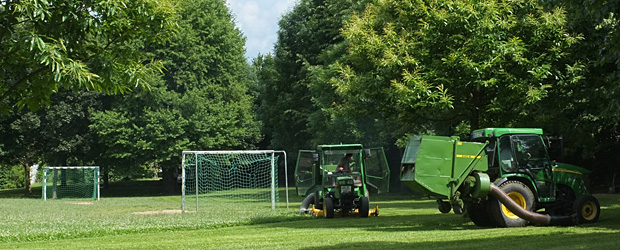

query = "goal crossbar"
[[181, 150, 288, 212]]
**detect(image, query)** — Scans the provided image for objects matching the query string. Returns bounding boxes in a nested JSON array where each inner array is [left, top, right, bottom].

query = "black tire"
[[438, 200, 452, 214], [573, 195, 600, 224], [489, 180, 535, 227], [359, 197, 369, 218], [324, 197, 335, 218], [300, 192, 316, 214], [467, 200, 496, 227]]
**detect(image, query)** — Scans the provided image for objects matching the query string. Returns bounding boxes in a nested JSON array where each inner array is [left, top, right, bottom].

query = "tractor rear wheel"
[[490, 180, 535, 227], [324, 197, 335, 218], [574, 195, 600, 224], [359, 197, 369, 218]]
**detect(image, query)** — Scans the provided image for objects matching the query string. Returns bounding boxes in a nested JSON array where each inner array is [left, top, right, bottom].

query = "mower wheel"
[[574, 195, 600, 224], [324, 197, 335, 218], [490, 180, 535, 227], [300, 193, 317, 214], [359, 197, 369, 218]]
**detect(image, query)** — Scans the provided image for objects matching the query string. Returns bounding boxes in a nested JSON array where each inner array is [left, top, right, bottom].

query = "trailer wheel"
[[467, 200, 496, 227], [490, 180, 535, 227], [359, 197, 369, 218], [437, 200, 451, 214], [300, 193, 317, 214], [324, 197, 335, 218], [574, 195, 600, 224]]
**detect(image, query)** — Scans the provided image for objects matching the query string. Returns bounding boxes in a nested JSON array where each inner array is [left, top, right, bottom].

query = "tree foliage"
[[0, 0, 177, 112], [331, 0, 583, 133], [255, 0, 375, 154], [90, 0, 260, 189]]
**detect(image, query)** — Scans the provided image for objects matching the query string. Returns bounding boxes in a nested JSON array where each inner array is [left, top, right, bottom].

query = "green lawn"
[[1, 181, 619, 249]]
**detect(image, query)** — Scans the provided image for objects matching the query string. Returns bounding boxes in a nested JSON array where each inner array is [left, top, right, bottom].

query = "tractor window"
[[322, 150, 360, 173], [510, 135, 550, 170], [499, 136, 515, 172]]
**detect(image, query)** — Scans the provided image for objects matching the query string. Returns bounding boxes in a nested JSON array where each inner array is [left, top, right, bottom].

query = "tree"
[[0, 0, 177, 112], [331, 0, 582, 134], [255, 0, 374, 156], [90, 0, 261, 191], [0, 90, 101, 195]]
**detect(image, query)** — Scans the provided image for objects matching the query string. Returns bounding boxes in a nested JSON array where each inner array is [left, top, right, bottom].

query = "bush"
[[0, 165, 26, 189]]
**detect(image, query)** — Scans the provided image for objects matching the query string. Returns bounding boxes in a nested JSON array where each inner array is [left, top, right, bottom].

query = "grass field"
[[1, 180, 619, 249]]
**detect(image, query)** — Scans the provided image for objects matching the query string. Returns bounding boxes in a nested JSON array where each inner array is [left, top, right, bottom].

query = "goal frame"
[[42, 166, 100, 200], [181, 150, 288, 212]]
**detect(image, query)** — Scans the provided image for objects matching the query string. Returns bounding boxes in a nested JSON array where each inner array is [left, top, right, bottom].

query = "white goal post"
[[42, 166, 100, 200], [181, 150, 288, 212]]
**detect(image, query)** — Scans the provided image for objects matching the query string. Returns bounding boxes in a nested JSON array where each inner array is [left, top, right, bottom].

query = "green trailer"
[[400, 128, 600, 227]]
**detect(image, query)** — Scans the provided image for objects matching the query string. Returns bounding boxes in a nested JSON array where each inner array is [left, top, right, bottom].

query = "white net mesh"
[[42, 166, 99, 200], [182, 151, 286, 211]]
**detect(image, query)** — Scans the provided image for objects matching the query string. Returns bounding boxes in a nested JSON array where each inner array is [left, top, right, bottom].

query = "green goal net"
[[42, 166, 100, 200], [181, 151, 288, 212]]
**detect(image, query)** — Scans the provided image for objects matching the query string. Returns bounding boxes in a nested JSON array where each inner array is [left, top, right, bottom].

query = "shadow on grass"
[[275, 193, 620, 232], [298, 232, 620, 249], [0, 179, 182, 199], [101, 179, 181, 197]]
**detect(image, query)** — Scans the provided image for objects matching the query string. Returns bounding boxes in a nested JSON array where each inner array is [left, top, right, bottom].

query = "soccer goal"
[[181, 150, 288, 212], [42, 166, 100, 200]]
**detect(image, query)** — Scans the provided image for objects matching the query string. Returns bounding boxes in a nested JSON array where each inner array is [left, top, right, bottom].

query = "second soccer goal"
[[181, 150, 288, 212]]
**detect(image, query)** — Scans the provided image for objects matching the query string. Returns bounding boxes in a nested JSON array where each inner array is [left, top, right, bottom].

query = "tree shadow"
[[277, 193, 620, 231], [298, 232, 620, 250]]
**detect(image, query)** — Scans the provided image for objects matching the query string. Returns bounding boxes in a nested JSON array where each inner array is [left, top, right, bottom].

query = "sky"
[[226, 0, 299, 61]]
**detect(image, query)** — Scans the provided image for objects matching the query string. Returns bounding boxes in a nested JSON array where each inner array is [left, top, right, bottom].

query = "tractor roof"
[[317, 144, 363, 151], [471, 128, 543, 139]]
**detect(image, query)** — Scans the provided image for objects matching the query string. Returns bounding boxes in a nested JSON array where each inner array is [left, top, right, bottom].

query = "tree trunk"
[[23, 162, 32, 196], [162, 168, 179, 194], [102, 166, 109, 189], [470, 86, 481, 131]]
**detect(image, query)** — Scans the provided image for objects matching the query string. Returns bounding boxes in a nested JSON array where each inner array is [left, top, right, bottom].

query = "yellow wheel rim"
[[502, 191, 527, 219], [582, 201, 598, 221]]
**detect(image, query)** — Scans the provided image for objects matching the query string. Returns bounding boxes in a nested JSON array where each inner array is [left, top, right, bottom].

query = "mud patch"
[[66, 201, 94, 205], [132, 209, 185, 215]]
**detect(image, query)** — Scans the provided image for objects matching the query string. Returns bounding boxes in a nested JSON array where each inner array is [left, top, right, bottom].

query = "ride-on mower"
[[296, 144, 390, 218]]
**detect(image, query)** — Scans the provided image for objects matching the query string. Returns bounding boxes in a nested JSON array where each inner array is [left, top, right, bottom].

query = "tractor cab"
[[472, 128, 556, 202]]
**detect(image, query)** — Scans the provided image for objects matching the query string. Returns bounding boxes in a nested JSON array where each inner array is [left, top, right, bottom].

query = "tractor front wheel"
[[490, 180, 535, 227], [324, 197, 335, 218], [574, 195, 600, 224], [359, 197, 369, 218]]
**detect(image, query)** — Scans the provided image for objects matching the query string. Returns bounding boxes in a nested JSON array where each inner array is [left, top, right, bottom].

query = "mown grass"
[[1, 180, 619, 249]]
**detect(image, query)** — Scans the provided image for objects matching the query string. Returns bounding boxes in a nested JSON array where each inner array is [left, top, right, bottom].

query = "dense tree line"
[[1, 0, 619, 193], [254, 0, 620, 190]]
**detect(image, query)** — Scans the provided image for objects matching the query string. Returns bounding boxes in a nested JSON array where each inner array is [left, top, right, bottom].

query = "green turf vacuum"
[[400, 128, 600, 227], [295, 144, 390, 218]]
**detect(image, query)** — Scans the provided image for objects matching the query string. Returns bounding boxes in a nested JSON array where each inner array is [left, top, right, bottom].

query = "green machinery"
[[296, 144, 391, 218], [400, 128, 600, 227]]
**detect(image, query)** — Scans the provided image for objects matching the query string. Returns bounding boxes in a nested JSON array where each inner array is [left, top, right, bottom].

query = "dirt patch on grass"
[[132, 209, 185, 215], [66, 201, 94, 205]]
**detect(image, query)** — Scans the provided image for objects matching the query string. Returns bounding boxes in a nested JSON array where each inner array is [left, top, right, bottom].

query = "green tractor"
[[400, 128, 600, 227], [296, 144, 391, 218]]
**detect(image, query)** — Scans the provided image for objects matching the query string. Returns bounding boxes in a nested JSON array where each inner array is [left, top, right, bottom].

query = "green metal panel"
[[553, 163, 591, 196], [400, 135, 488, 199]]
